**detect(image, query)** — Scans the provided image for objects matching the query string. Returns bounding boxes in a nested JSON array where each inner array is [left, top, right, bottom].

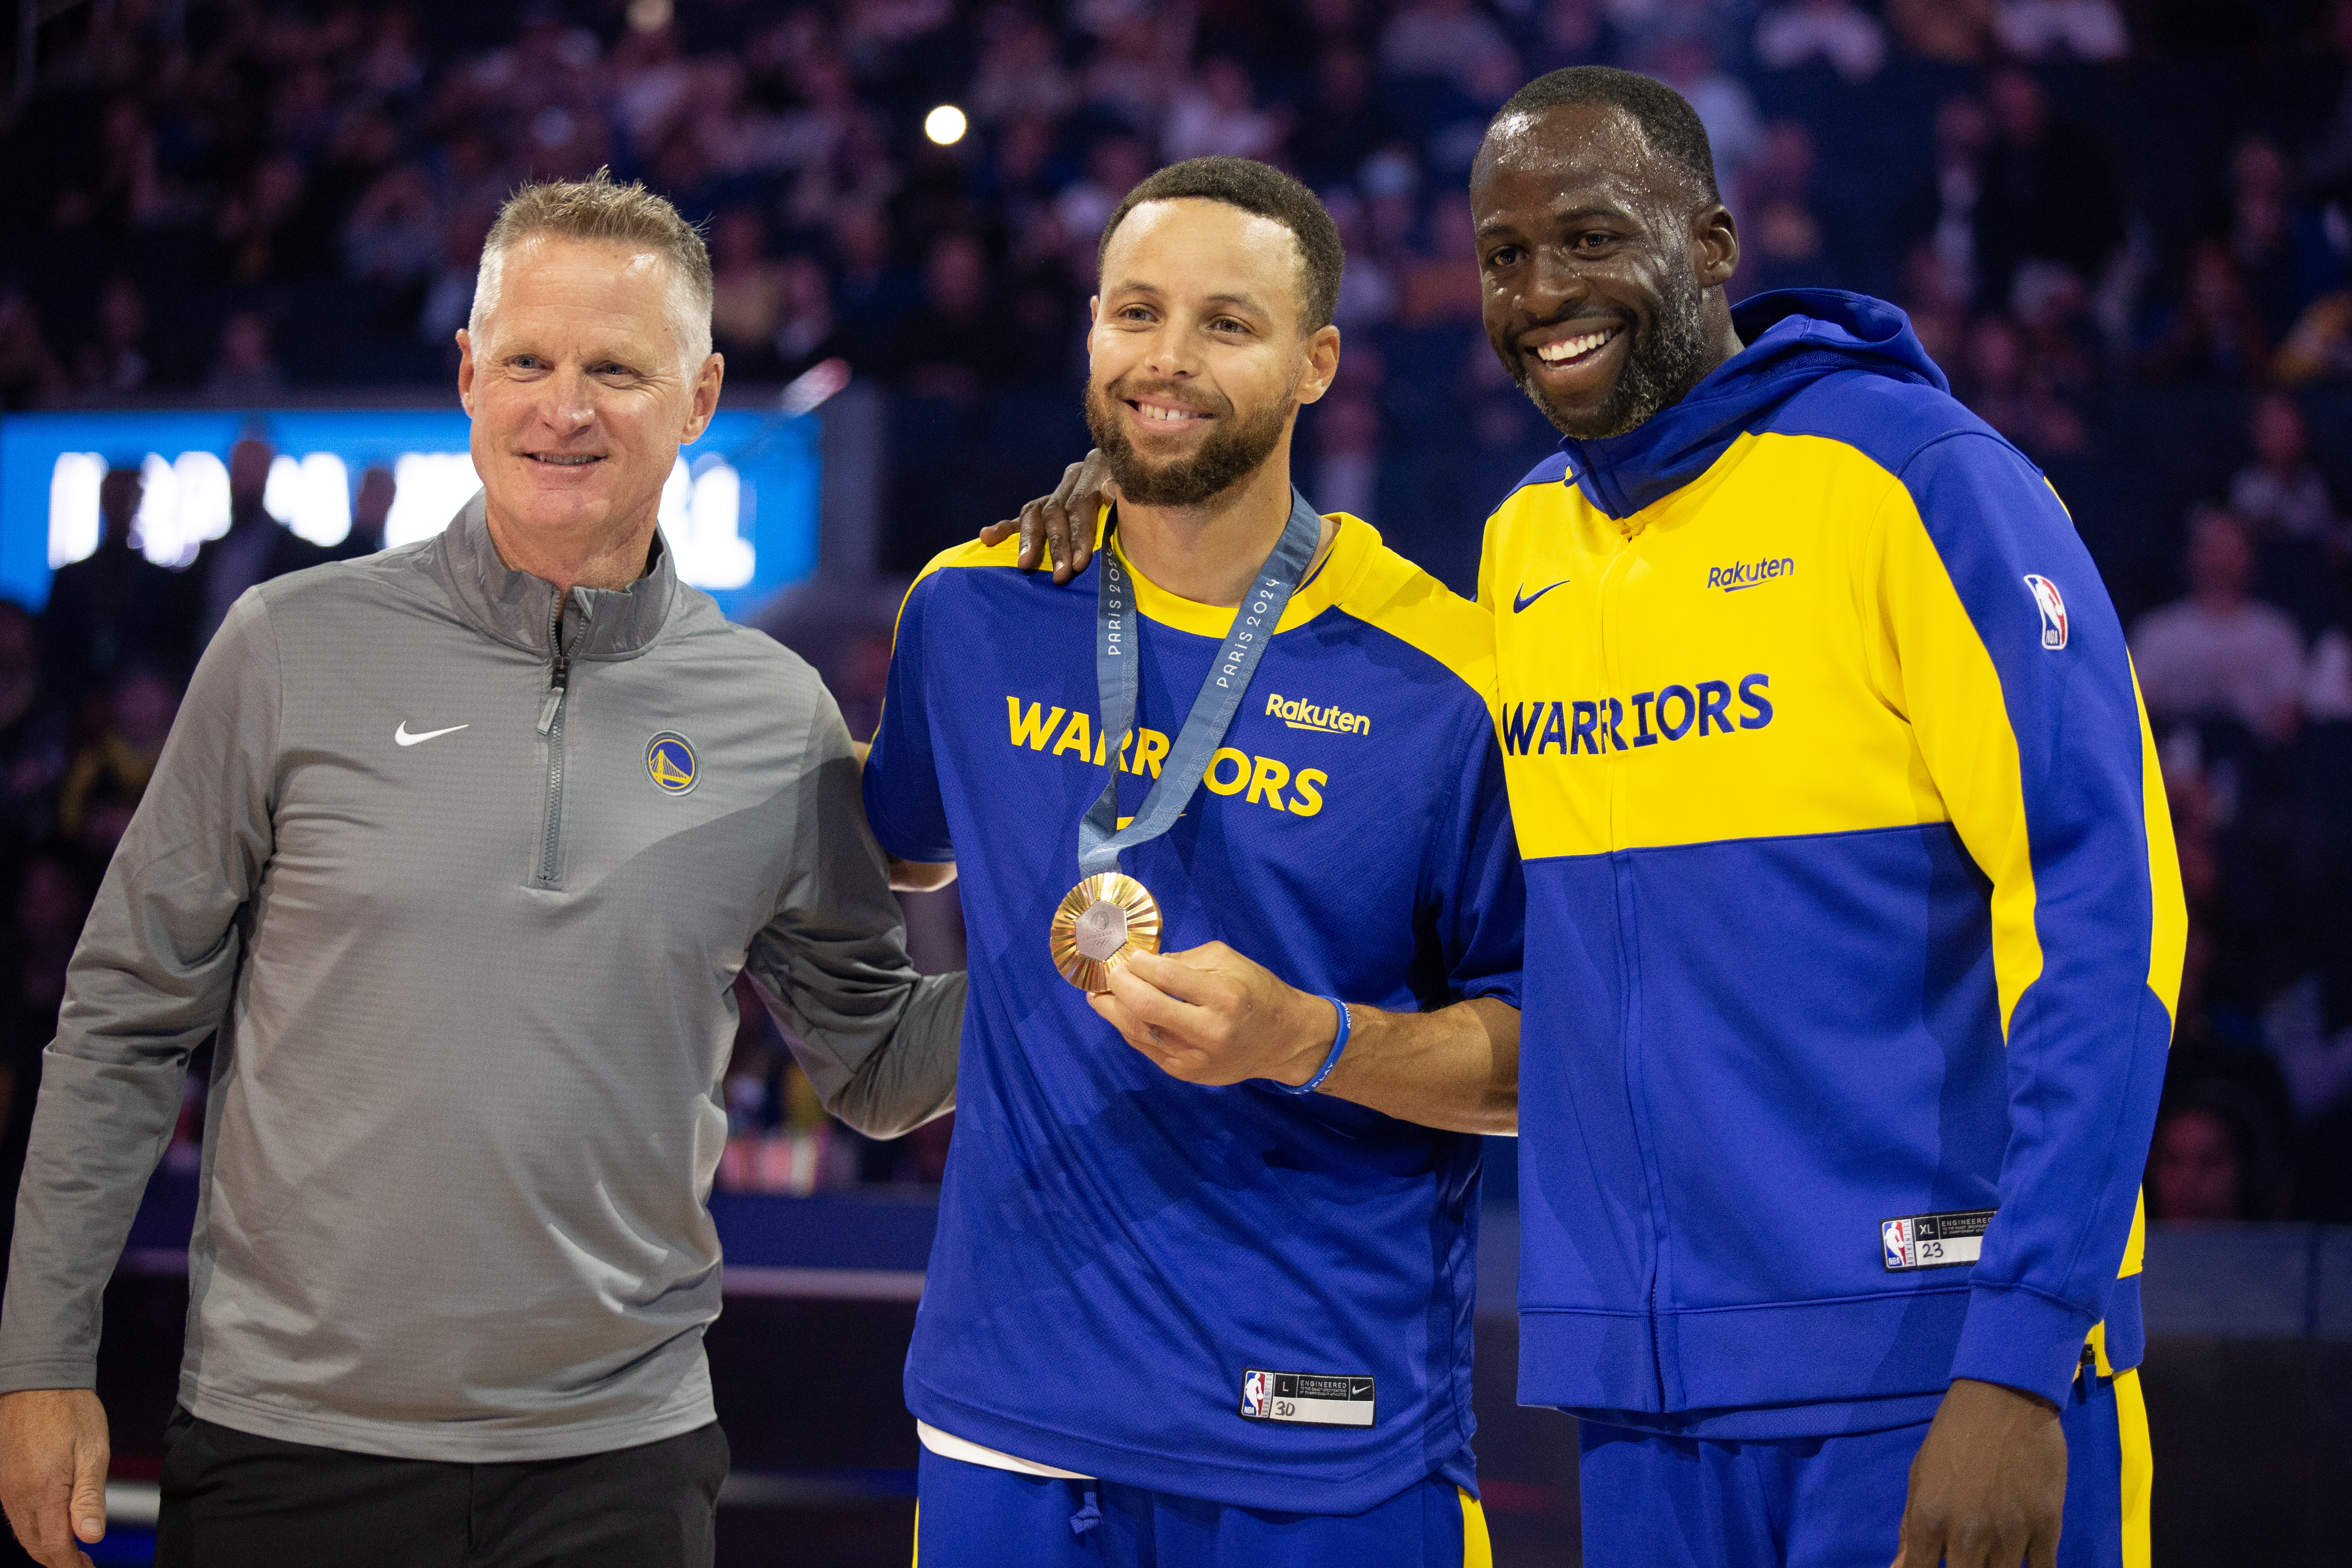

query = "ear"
[[1293, 324, 1342, 406], [456, 328, 476, 415], [682, 351, 724, 442], [1692, 202, 1739, 291], [1083, 294, 1109, 371]]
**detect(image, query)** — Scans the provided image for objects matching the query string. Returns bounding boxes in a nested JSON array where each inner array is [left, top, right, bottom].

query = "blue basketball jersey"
[[863, 513, 1523, 1514]]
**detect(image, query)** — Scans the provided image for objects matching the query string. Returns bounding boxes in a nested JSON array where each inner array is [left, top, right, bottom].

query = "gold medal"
[[1049, 872, 1163, 992]]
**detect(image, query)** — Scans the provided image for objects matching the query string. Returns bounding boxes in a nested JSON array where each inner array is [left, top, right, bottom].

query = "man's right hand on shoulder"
[[978, 450, 1114, 585], [0, 1388, 111, 1568]]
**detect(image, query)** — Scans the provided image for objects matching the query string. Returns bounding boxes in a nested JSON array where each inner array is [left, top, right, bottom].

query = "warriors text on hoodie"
[[1479, 291, 2186, 1436]]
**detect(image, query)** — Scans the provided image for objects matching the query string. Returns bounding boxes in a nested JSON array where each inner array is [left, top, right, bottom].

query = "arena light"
[[660, 455, 755, 590], [924, 104, 967, 146], [778, 356, 850, 417], [134, 450, 232, 566], [266, 451, 354, 548], [384, 453, 486, 549], [46, 453, 102, 569]]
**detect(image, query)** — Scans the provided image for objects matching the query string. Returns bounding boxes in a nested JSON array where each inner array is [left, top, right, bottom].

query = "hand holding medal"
[[1048, 489, 1324, 990]]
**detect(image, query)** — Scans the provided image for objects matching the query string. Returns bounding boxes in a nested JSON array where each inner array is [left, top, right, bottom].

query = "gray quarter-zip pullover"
[[0, 498, 963, 1461]]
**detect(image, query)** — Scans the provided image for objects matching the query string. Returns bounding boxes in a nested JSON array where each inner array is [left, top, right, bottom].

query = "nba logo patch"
[[1882, 1218, 1913, 1269], [2023, 575, 2069, 650], [646, 732, 698, 795], [1239, 1370, 1271, 1419]]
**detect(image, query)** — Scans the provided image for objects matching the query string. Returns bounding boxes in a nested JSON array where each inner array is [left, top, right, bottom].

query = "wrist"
[[1946, 1376, 2060, 1420], [1272, 995, 1350, 1096], [1262, 987, 1337, 1086]]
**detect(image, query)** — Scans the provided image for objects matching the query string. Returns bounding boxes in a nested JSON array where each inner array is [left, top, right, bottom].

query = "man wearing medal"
[[994, 68, 2183, 1568], [861, 156, 1524, 1567]]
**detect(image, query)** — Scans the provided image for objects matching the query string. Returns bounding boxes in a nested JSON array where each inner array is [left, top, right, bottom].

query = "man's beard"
[[1512, 270, 1713, 441], [1085, 375, 1294, 507]]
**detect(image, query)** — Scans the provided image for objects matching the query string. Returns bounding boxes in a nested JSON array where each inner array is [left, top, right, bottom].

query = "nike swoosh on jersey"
[[1512, 581, 1569, 613], [395, 722, 470, 747]]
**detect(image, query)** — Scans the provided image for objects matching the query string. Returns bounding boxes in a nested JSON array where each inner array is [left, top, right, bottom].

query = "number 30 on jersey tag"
[[1239, 1369, 1376, 1427]]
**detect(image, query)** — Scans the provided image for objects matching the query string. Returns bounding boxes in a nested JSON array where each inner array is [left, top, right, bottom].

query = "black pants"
[[156, 1408, 728, 1568]]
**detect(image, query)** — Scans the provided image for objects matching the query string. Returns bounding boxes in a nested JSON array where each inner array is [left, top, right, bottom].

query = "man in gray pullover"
[[0, 173, 963, 1568]]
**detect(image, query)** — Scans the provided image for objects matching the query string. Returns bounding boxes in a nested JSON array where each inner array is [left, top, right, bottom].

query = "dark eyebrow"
[[1480, 203, 1630, 240], [1103, 282, 1267, 317], [1548, 204, 1630, 226]]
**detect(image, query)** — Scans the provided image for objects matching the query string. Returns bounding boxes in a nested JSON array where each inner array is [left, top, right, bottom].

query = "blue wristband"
[[1277, 997, 1351, 1096]]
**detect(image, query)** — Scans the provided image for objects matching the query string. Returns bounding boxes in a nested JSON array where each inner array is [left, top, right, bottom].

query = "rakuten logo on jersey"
[[1500, 673, 1775, 757]]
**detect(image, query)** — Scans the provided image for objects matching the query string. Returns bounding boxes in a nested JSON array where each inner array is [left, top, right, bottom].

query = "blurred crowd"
[[3, 0, 2352, 1218]]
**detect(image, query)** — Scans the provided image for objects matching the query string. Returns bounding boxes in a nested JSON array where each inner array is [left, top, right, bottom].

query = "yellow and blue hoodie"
[[1478, 290, 2185, 1436]]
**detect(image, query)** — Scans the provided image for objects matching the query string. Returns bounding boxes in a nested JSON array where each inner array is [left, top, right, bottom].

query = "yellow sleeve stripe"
[[1876, 491, 2045, 1036], [2133, 661, 2188, 1020], [2086, 1194, 2148, 1378]]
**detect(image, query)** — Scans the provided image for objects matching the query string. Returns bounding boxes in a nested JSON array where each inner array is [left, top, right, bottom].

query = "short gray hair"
[[470, 169, 715, 366]]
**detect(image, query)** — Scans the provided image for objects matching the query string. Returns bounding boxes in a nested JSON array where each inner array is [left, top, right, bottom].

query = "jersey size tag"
[[1882, 1208, 1996, 1271], [1238, 1369, 1375, 1427]]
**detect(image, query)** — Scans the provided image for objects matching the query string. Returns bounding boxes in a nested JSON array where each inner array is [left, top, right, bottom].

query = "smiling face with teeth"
[[1472, 100, 1743, 442], [1083, 197, 1340, 513], [458, 234, 724, 592]]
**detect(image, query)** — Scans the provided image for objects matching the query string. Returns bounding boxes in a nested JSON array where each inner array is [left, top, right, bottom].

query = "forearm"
[[0, 1050, 188, 1391], [1293, 995, 1519, 1136]]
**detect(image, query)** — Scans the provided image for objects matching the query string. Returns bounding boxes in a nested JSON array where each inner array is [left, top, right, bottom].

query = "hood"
[[1560, 289, 1948, 521], [427, 491, 678, 661]]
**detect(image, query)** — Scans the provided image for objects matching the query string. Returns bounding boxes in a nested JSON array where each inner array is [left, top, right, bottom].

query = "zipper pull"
[[539, 596, 570, 735], [537, 652, 569, 736]]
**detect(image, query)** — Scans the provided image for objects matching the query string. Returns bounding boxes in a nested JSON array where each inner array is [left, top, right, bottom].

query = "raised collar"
[[428, 491, 677, 661], [1558, 289, 1947, 522]]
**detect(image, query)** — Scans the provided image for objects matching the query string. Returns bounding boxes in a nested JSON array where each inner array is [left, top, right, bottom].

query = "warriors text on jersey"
[[865, 513, 1523, 1510]]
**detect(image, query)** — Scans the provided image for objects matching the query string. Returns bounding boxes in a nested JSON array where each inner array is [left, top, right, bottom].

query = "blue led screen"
[[0, 407, 819, 620]]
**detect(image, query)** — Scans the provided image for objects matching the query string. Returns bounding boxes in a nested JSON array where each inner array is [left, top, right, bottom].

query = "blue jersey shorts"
[[912, 1448, 1491, 1568], [1578, 1366, 2150, 1568]]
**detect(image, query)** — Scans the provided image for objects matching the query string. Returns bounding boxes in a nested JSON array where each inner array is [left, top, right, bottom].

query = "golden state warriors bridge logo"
[[646, 732, 699, 795]]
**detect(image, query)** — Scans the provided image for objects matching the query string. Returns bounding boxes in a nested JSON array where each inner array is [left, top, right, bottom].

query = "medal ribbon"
[[1077, 487, 1324, 879]]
